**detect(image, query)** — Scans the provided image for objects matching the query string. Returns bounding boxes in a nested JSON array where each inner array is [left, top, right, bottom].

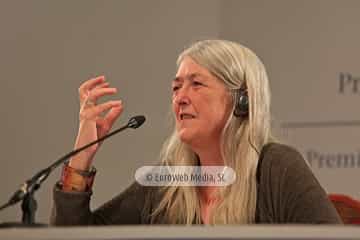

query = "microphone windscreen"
[[127, 115, 146, 129]]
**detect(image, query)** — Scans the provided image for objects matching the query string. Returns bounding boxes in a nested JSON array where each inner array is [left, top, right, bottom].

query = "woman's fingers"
[[80, 100, 122, 121], [104, 105, 123, 128], [94, 82, 110, 89], [97, 105, 123, 137], [78, 76, 122, 128], [81, 87, 118, 107], [93, 100, 123, 117], [79, 76, 105, 96]]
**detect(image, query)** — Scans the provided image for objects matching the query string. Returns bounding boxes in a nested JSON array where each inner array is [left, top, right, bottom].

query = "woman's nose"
[[174, 87, 191, 106]]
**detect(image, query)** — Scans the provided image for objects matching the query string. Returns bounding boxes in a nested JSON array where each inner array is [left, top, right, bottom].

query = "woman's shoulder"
[[260, 142, 307, 168], [257, 142, 311, 182], [256, 142, 342, 223]]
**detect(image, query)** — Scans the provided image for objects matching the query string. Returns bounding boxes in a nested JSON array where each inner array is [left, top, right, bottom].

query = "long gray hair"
[[151, 40, 273, 224]]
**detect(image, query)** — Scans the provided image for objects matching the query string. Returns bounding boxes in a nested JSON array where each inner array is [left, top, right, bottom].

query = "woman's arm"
[[50, 181, 150, 225], [258, 143, 342, 224]]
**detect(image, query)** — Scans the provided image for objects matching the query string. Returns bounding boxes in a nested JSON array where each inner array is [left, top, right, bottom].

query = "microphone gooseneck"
[[1, 115, 146, 210]]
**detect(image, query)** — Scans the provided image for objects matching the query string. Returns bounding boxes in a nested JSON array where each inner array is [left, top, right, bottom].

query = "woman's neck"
[[198, 186, 220, 203], [194, 140, 224, 166], [191, 139, 224, 206], [198, 185, 220, 224]]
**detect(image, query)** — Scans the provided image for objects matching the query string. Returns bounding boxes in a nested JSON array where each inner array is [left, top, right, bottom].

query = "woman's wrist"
[[60, 163, 96, 192], [68, 153, 95, 171]]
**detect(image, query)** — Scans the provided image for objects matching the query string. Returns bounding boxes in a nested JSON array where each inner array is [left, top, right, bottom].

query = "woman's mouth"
[[180, 113, 196, 120]]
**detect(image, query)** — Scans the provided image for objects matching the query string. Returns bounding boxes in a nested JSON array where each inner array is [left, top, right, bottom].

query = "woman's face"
[[172, 56, 232, 148]]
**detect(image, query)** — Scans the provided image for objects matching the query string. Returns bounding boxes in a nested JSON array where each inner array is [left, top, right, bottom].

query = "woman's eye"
[[193, 81, 202, 86], [172, 86, 180, 91]]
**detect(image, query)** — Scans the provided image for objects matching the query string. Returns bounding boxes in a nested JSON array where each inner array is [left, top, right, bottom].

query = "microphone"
[[0, 115, 146, 210], [128, 115, 145, 129]]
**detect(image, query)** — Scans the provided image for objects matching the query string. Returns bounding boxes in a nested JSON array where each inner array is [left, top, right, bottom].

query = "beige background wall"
[[220, 0, 360, 199], [0, 0, 358, 223]]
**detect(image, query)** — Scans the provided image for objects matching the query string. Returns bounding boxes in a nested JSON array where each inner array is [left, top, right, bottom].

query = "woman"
[[51, 40, 341, 225]]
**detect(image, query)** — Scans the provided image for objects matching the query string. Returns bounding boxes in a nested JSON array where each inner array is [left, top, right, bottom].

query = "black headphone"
[[233, 87, 249, 118]]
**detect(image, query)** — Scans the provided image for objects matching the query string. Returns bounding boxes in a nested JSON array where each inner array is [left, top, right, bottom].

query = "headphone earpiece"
[[233, 87, 249, 118]]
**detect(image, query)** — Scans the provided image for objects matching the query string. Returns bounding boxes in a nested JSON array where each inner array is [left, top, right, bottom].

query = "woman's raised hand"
[[69, 76, 123, 171]]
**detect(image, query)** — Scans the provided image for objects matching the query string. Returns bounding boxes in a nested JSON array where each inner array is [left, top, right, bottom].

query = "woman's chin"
[[177, 129, 195, 145]]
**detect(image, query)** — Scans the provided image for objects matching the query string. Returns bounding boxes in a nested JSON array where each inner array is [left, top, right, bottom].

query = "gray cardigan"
[[50, 143, 342, 225]]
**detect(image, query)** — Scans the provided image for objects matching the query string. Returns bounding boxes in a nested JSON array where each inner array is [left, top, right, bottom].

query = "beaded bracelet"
[[60, 163, 96, 192]]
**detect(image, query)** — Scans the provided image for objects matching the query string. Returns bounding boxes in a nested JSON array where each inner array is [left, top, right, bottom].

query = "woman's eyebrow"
[[173, 73, 205, 83], [172, 76, 182, 83]]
